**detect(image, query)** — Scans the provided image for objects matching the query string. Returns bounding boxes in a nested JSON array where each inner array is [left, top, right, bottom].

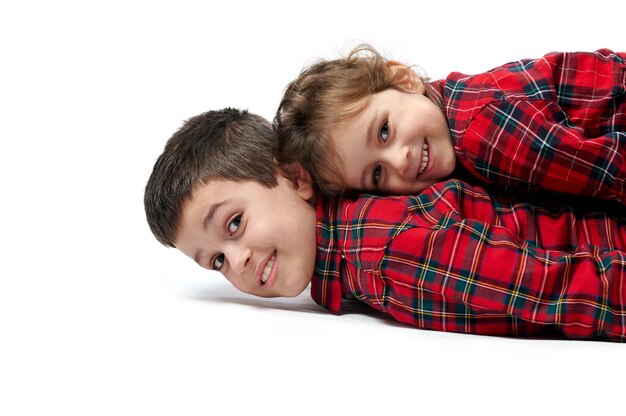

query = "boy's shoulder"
[[318, 180, 475, 232], [319, 192, 412, 226]]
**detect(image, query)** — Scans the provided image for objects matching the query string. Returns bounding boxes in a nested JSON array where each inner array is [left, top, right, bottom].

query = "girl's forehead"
[[324, 104, 369, 143], [336, 95, 372, 122]]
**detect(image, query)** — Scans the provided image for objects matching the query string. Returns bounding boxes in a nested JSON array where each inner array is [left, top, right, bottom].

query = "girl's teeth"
[[261, 255, 275, 283], [418, 144, 429, 175]]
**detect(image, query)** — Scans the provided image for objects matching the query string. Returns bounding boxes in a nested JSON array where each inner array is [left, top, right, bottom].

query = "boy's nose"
[[227, 246, 251, 275]]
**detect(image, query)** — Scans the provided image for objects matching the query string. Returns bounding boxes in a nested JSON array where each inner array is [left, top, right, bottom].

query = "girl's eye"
[[228, 214, 242, 234], [372, 165, 382, 186], [379, 121, 389, 142], [211, 253, 225, 271]]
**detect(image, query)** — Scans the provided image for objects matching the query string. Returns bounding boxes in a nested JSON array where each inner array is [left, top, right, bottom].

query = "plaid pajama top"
[[430, 49, 626, 202], [312, 180, 626, 341]]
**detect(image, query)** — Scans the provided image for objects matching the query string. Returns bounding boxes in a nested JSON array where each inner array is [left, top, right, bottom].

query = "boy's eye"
[[372, 165, 382, 186], [228, 214, 242, 234], [211, 253, 225, 271], [379, 121, 389, 142]]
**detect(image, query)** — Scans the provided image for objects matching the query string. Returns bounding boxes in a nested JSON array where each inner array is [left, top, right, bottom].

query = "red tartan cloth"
[[312, 180, 626, 341], [430, 49, 626, 203]]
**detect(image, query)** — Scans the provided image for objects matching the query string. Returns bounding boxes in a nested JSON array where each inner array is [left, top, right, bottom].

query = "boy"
[[145, 108, 626, 341], [275, 46, 626, 201]]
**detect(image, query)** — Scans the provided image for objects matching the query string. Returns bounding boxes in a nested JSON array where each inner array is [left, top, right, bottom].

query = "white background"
[[1, 1, 624, 414]]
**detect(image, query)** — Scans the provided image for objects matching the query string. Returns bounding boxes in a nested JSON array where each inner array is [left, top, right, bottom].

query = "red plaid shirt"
[[430, 49, 626, 203], [312, 180, 626, 341]]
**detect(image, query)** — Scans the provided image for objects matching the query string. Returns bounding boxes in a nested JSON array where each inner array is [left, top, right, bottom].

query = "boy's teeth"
[[417, 143, 429, 175], [261, 255, 275, 283]]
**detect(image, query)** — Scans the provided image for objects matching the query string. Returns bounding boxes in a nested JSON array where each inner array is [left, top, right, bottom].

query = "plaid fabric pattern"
[[313, 180, 626, 341], [430, 49, 626, 202]]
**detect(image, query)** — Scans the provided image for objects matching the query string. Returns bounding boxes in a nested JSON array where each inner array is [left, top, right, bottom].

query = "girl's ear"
[[277, 161, 315, 201], [385, 60, 425, 94]]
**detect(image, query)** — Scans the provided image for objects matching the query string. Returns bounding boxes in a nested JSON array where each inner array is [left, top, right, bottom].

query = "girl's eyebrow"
[[359, 110, 378, 189], [365, 109, 378, 144]]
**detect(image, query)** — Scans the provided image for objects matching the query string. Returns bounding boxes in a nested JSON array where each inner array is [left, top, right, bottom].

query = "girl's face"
[[328, 88, 456, 195]]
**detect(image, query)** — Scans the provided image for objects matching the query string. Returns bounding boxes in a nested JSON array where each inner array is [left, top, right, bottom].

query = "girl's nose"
[[386, 144, 411, 176]]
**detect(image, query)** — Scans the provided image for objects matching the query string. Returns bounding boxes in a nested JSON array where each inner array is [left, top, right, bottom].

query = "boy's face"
[[175, 175, 317, 298], [329, 88, 456, 194]]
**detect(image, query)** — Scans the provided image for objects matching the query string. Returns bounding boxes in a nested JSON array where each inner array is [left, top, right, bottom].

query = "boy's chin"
[[253, 283, 309, 299], [281, 282, 311, 298]]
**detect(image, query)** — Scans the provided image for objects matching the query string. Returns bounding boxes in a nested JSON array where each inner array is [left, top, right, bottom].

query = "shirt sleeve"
[[376, 186, 626, 341], [456, 49, 626, 203], [460, 99, 626, 202]]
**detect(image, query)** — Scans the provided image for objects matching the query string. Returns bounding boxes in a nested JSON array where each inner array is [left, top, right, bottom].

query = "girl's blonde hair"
[[274, 44, 438, 195]]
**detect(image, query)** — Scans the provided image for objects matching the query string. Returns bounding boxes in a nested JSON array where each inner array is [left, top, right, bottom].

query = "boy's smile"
[[329, 88, 456, 194], [174, 176, 317, 298]]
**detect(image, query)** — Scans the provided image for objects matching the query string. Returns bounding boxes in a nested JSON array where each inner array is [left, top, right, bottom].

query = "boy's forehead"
[[184, 175, 314, 219], [182, 179, 226, 220], [192, 177, 247, 196], [187, 177, 271, 210], [188, 178, 237, 207]]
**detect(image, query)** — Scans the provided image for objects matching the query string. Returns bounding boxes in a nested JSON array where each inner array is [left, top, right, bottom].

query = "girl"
[[274, 45, 626, 203]]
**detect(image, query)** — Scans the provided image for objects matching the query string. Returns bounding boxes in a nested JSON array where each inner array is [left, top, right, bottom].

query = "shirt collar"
[[429, 79, 445, 103], [311, 197, 344, 314]]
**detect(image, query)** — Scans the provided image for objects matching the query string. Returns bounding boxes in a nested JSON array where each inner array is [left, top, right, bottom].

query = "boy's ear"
[[277, 161, 315, 201], [385, 60, 425, 94]]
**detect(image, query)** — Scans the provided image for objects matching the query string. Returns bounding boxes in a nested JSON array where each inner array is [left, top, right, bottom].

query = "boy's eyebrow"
[[193, 198, 232, 264], [202, 198, 232, 230]]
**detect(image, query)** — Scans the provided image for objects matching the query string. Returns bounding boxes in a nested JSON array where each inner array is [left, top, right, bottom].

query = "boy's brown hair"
[[144, 108, 278, 247], [274, 44, 439, 195]]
